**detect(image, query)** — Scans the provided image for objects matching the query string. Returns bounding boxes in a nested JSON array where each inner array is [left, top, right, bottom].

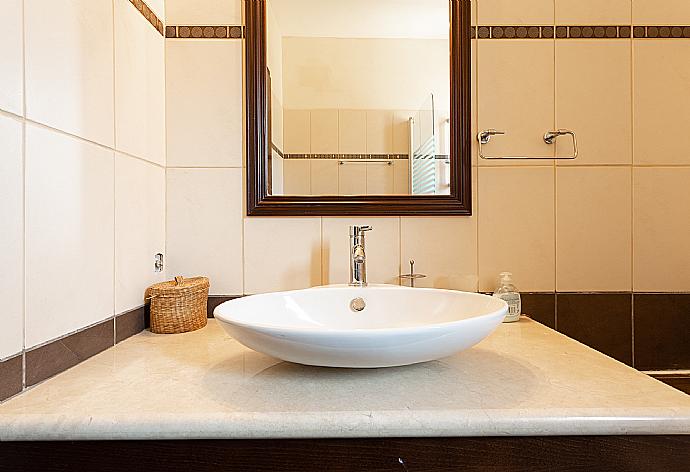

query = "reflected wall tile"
[[555, 0, 632, 24], [0, 0, 23, 115], [284, 110, 311, 154], [311, 160, 339, 195], [283, 159, 311, 195], [339, 110, 367, 154], [478, 0, 555, 25], [310, 110, 338, 154], [633, 0, 690, 24], [366, 111, 394, 154], [166, 0, 241, 24], [393, 160, 410, 195], [338, 162, 367, 195], [366, 162, 395, 195], [478, 166, 555, 292], [392, 110, 413, 155], [244, 218, 322, 294], [322, 218, 400, 286]]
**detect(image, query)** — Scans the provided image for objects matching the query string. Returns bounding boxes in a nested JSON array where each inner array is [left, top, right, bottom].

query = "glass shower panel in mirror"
[[265, 0, 451, 196]]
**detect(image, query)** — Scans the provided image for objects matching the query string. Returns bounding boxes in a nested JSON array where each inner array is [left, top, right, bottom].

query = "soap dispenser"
[[493, 272, 521, 323]]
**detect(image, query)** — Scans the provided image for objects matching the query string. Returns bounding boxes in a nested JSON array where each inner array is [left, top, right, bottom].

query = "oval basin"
[[214, 285, 508, 368]]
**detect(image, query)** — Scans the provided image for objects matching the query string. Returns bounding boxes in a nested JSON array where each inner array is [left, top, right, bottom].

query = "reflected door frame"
[[245, 0, 472, 216]]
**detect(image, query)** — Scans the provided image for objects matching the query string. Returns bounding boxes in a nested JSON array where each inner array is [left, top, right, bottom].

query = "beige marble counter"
[[1, 319, 689, 440]]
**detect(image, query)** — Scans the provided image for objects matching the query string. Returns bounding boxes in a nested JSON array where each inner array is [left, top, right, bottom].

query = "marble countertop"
[[1, 319, 689, 441]]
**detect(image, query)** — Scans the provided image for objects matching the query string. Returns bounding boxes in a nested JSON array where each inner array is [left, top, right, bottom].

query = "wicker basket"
[[147, 276, 209, 334]]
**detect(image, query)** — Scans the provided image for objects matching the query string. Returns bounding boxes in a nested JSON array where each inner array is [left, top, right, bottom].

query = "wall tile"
[[0, 0, 23, 116], [634, 294, 690, 370], [392, 160, 410, 194], [478, 0, 554, 25], [244, 218, 322, 294], [283, 110, 311, 154], [556, 167, 632, 292], [555, 0, 632, 24], [557, 294, 633, 366], [283, 159, 311, 195], [322, 218, 400, 285], [311, 160, 339, 195], [366, 162, 395, 195], [166, 41, 242, 167], [0, 115, 23, 359], [115, 154, 166, 314], [633, 168, 690, 292], [338, 162, 367, 195], [339, 110, 367, 154], [633, 0, 690, 24], [25, 124, 114, 348], [477, 41, 555, 164], [366, 111, 394, 154], [556, 41, 632, 166], [145, 0, 165, 21], [310, 110, 338, 154], [522, 293, 556, 328], [115, 0, 166, 166], [0, 355, 23, 402], [392, 111, 412, 155], [165, 0, 241, 25], [115, 306, 146, 343], [166, 169, 243, 295], [478, 167, 555, 292], [634, 40, 690, 165], [25, 0, 114, 147], [401, 215, 478, 291]]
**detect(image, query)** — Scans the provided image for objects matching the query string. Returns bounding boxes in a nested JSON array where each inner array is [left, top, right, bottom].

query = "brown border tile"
[[556, 293, 633, 365], [651, 374, 690, 395], [522, 293, 556, 329], [283, 153, 409, 160], [169, 25, 244, 39], [0, 355, 23, 402], [128, 0, 165, 36], [26, 320, 114, 387], [116, 306, 148, 344], [477, 25, 690, 39], [634, 294, 690, 370]]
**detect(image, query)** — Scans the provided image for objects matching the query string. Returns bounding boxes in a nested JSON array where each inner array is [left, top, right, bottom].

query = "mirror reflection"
[[266, 0, 451, 196]]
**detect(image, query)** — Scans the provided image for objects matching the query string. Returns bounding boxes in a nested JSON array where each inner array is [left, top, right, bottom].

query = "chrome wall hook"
[[477, 129, 506, 145], [543, 129, 578, 159]]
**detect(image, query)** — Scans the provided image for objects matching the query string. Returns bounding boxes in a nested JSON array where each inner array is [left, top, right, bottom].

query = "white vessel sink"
[[214, 285, 508, 368]]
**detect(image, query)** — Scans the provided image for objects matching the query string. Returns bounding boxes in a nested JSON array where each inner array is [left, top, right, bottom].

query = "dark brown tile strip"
[[271, 143, 285, 159], [476, 25, 690, 39], [651, 374, 690, 395], [167, 25, 244, 39], [556, 293, 633, 366], [207, 296, 242, 318], [634, 294, 690, 370], [25, 320, 114, 387], [115, 305, 148, 344], [634, 25, 690, 39], [0, 355, 23, 402], [128, 0, 165, 36], [284, 153, 408, 160], [521, 293, 556, 329]]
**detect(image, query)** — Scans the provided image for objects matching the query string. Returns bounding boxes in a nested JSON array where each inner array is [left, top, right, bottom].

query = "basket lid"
[[148, 276, 209, 294]]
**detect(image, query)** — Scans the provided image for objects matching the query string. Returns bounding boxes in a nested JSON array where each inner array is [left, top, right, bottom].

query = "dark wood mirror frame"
[[245, 0, 472, 216]]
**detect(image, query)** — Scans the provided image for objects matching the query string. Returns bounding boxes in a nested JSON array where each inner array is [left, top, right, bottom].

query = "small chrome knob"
[[350, 297, 366, 312]]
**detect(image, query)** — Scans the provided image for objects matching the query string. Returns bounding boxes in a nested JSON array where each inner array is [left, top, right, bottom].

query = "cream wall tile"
[[283, 110, 311, 154], [338, 162, 367, 195], [0, 0, 23, 116], [392, 111, 412, 155], [166, 41, 242, 167], [311, 160, 339, 195], [166, 0, 241, 24], [401, 215, 478, 291], [25, 0, 114, 147], [393, 160, 410, 194], [115, 0, 165, 166], [366, 162, 395, 195], [633, 0, 690, 24], [556, 0, 631, 24], [556, 167, 632, 292], [633, 168, 690, 292], [322, 218, 400, 285], [283, 159, 311, 195], [0, 115, 23, 358], [244, 218, 322, 294], [310, 110, 338, 154], [366, 111, 394, 154], [25, 124, 114, 348], [271, 95, 284, 149], [478, 0, 554, 25], [339, 110, 367, 154], [477, 41, 555, 164], [478, 167, 555, 292], [556, 41, 632, 166], [145, 0, 165, 21], [166, 169, 243, 295], [634, 41, 690, 166], [115, 154, 166, 314]]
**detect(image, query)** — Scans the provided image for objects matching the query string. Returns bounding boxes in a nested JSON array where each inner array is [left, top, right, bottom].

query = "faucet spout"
[[349, 226, 372, 287]]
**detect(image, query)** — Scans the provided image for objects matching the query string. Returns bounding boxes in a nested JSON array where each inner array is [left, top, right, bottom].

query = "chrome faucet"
[[349, 225, 372, 287]]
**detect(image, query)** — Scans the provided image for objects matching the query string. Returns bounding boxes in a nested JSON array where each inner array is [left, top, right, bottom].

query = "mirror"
[[246, 0, 471, 215]]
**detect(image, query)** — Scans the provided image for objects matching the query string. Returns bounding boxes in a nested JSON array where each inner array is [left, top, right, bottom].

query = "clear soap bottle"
[[493, 272, 521, 323]]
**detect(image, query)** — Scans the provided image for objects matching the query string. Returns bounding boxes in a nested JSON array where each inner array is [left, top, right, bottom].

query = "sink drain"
[[350, 297, 366, 312]]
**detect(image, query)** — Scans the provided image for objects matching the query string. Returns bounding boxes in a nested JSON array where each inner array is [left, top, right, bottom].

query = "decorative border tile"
[[473, 25, 690, 39], [284, 153, 409, 160], [633, 26, 690, 39], [128, 0, 164, 36], [166, 25, 244, 39]]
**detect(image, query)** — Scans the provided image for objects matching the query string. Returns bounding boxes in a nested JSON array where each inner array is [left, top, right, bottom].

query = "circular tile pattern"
[[215, 26, 227, 38], [492, 26, 504, 38], [203, 26, 215, 38], [684, 26, 690, 38], [619, 26, 631, 38], [672, 26, 683, 38], [477, 26, 490, 39], [570, 26, 582, 38], [582, 26, 594, 38], [605, 26, 618, 38], [542, 26, 554, 38], [178, 26, 191, 38], [556, 26, 568, 38], [165, 26, 177, 38], [503, 26, 516, 38], [230, 26, 243, 38], [647, 26, 659, 38], [528, 26, 540, 38], [516, 26, 528, 38], [659, 26, 671, 38], [633, 26, 646, 38], [191, 26, 203, 38]]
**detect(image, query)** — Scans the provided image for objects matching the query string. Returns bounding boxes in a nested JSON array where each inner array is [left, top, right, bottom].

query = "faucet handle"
[[350, 225, 373, 236]]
